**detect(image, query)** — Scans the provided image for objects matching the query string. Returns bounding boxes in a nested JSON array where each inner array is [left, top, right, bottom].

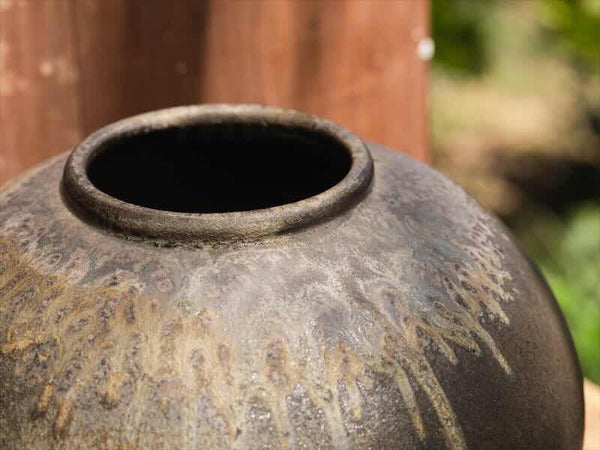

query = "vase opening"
[[86, 122, 352, 213], [62, 105, 373, 241]]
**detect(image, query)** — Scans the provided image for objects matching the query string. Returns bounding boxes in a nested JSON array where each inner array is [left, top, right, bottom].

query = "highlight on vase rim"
[[61, 105, 374, 242]]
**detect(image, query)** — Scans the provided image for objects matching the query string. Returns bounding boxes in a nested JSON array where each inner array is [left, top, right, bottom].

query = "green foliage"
[[540, 0, 600, 77], [515, 204, 600, 383], [432, 0, 600, 78], [431, 0, 490, 76], [432, 0, 600, 381]]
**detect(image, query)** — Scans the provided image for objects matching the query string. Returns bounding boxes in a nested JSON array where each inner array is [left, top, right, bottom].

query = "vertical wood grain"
[[72, 0, 210, 135], [0, 0, 82, 184], [1, 0, 429, 185], [196, 1, 429, 158]]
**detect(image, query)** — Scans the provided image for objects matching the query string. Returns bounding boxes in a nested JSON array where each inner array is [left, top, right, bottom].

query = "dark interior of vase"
[[86, 123, 352, 213]]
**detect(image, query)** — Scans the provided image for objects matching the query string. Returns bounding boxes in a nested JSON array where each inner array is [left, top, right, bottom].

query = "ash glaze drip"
[[61, 105, 374, 244], [0, 106, 584, 450], [0, 216, 511, 450]]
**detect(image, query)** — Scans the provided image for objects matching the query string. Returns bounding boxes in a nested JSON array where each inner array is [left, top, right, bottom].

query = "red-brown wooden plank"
[[75, 0, 429, 158], [1, 0, 429, 187], [198, 0, 430, 158], [0, 0, 82, 184]]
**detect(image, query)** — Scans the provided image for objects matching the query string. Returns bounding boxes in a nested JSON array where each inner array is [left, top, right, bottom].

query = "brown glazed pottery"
[[0, 105, 583, 449]]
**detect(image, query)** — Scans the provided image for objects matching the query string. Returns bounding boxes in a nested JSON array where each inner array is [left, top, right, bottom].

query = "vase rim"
[[61, 104, 374, 244]]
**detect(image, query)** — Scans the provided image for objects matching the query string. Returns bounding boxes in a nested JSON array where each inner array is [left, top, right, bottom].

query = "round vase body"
[[0, 106, 583, 449]]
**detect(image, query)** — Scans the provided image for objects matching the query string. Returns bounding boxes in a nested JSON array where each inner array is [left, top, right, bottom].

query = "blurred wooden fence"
[[0, 0, 429, 184]]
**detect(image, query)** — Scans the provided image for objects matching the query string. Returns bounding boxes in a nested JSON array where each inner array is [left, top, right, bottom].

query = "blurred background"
[[432, 0, 600, 386], [1, 0, 599, 445], [432, 3, 600, 446]]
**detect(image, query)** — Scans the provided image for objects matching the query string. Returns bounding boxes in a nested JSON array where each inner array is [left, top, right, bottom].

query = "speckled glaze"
[[0, 106, 583, 449]]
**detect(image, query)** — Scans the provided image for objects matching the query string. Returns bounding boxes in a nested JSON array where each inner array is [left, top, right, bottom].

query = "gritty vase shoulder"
[[0, 105, 583, 449]]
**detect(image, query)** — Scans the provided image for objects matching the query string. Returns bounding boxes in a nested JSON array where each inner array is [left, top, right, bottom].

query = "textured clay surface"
[[0, 145, 583, 449]]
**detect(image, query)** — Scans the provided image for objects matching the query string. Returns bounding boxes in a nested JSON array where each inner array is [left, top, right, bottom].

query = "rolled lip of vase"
[[61, 104, 374, 243]]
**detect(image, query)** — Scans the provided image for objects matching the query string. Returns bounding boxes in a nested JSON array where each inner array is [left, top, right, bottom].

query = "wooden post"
[[1, 0, 429, 184], [0, 0, 82, 183]]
